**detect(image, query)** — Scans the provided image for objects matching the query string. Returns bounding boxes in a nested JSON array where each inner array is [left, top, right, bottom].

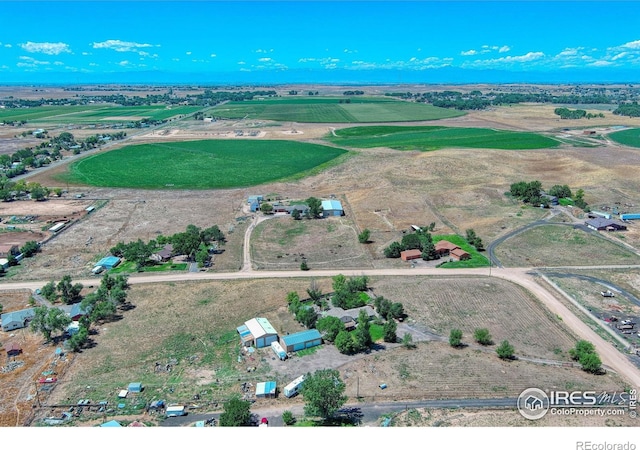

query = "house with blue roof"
[[1, 308, 36, 332]]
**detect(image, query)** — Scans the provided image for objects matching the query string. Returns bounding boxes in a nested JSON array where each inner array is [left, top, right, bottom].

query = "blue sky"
[[1, 1, 639, 83]]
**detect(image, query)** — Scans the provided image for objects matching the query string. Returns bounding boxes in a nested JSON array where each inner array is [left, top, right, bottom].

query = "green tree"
[[358, 229, 371, 244], [316, 316, 344, 342], [67, 326, 89, 352], [402, 333, 415, 349], [282, 410, 296, 426], [29, 183, 49, 201], [57, 275, 83, 305], [579, 352, 603, 374], [219, 396, 252, 427], [384, 241, 404, 258], [569, 340, 596, 361], [401, 233, 422, 250], [296, 306, 317, 329], [52, 187, 63, 197], [301, 369, 347, 420], [421, 240, 438, 260], [300, 260, 309, 271], [474, 328, 493, 345], [306, 281, 323, 305], [335, 330, 357, 354], [40, 280, 58, 302], [20, 241, 40, 257], [30, 306, 72, 342], [496, 340, 515, 360], [449, 328, 463, 347], [306, 197, 323, 219], [383, 320, 397, 343], [353, 310, 372, 350], [260, 202, 273, 214], [388, 302, 404, 320], [291, 208, 301, 220]]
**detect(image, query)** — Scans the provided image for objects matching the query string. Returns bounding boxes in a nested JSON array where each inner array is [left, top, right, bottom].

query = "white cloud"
[[255, 49, 273, 53], [20, 41, 71, 55], [620, 40, 640, 50], [238, 61, 246, 65], [502, 51, 545, 62], [343, 48, 357, 54], [210, 54, 217, 58], [186, 51, 192, 55], [461, 50, 477, 56], [258, 57, 272, 62], [4, 44, 12, 48], [589, 60, 613, 67], [498, 46, 510, 53], [92, 40, 155, 55], [611, 52, 628, 61], [17, 56, 51, 67], [82, 52, 91, 56], [118, 60, 130, 66]]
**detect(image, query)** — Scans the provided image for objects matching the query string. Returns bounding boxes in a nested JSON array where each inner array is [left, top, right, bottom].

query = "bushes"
[[570, 340, 603, 374]]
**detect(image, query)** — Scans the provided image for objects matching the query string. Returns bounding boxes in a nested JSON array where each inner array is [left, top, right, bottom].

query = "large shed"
[[128, 382, 144, 393], [280, 329, 323, 353], [255, 381, 277, 398], [321, 199, 344, 217], [237, 318, 279, 348], [585, 218, 627, 231], [1, 308, 36, 332], [96, 256, 121, 269], [400, 249, 421, 261]]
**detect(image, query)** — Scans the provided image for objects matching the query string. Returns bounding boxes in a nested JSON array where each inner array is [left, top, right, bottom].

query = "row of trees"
[[449, 328, 515, 360], [0, 178, 54, 202], [613, 102, 640, 117], [110, 224, 225, 269], [509, 180, 589, 210], [554, 107, 604, 119]]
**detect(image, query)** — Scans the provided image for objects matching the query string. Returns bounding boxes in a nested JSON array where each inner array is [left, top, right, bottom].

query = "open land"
[[1, 84, 640, 428]]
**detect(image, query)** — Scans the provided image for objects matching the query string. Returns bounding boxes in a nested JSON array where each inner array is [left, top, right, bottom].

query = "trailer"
[[48, 222, 66, 233], [283, 375, 305, 398], [620, 213, 640, 221], [166, 405, 186, 417], [271, 341, 287, 361]]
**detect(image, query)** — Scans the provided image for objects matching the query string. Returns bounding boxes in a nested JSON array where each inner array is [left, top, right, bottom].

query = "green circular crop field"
[[60, 140, 348, 189], [609, 128, 640, 148]]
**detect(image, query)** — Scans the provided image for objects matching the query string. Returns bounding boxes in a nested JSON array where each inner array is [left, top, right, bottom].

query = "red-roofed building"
[[450, 248, 471, 261], [400, 249, 422, 261], [435, 240, 459, 257]]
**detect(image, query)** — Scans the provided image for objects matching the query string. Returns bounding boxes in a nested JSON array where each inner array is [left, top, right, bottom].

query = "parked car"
[[601, 290, 615, 298], [38, 377, 57, 384]]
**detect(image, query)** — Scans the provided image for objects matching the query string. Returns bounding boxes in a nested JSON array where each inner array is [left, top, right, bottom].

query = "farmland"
[[608, 127, 640, 148], [59, 140, 348, 189], [328, 125, 561, 150], [492, 224, 640, 267], [210, 96, 464, 123], [0, 104, 202, 124]]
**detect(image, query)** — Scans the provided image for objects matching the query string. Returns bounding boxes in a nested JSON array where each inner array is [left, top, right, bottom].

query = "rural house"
[[585, 218, 627, 231], [237, 318, 279, 348], [321, 199, 344, 217], [435, 240, 471, 261], [151, 244, 174, 262], [400, 249, 422, 261], [1, 308, 36, 332]]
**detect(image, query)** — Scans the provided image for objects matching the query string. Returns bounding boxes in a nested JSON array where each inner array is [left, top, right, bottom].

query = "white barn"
[[237, 318, 278, 348]]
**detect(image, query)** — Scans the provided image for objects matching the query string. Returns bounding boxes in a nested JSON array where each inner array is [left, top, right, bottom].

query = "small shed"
[[5, 342, 22, 357], [66, 321, 80, 336], [128, 382, 143, 393], [400, 249, 422, 261], [118, 390, 128, 398], [247, 195, 264, 204], [249, 200, 260, 212], [255, 381, 277, 399], [280, 329, 323, 353]]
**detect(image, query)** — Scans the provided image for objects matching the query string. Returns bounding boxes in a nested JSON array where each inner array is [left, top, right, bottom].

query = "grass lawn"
[[369, 323, 385, 342], [328, 125, 560, 150], [211, 96, 464, 123], [60, 140, 348, 189], [433, 234, 490, 268], [609, 128, 640, 148], [109, 261, 188, 274]]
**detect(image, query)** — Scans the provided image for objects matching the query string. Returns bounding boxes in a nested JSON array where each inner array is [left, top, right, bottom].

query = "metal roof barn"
[[128, 382, 143, 393], [1, 308, 36, 332], [255, 381, 277, 398], [321, 199, 344, 217], [96, 256, 121, 269], [237, 318, 278, 348], [280, 329, 323, 353]]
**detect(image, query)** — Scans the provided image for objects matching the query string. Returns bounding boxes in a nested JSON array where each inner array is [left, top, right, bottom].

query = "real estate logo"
[[517, 387, 550, 420]]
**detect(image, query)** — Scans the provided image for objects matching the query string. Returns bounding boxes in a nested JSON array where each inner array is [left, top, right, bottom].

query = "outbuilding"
[[100, 420, 122, 427], [96, 256, 121, 269], [400, 249, 422, 261], [280, 329, 323, 353], [255, 381, 277, 399], [237, 318, 279, 348], [321, 199, 344, 217], [585, 218, 627, 231], [5, 342, 22, 357], [1, 308, 36, 332], [128, 382, 144, 393]]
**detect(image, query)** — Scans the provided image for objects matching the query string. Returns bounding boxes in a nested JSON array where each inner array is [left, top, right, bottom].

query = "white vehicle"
[[601, 290, 615, 298], [283, 375, 305, 398], [166, 405, 186, 417]]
